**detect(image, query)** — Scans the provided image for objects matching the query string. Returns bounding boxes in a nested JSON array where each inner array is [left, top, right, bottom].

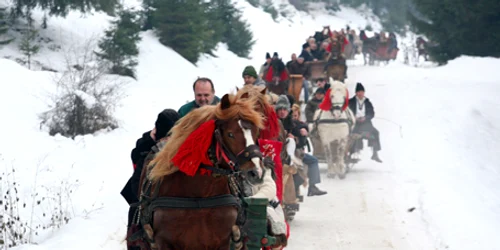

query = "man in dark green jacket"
[[178, 77, 220, 118]]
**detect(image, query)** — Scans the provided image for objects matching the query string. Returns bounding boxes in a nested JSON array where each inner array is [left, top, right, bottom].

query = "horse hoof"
[[327, 173, 336, 178], [338, 173, 346, 179]]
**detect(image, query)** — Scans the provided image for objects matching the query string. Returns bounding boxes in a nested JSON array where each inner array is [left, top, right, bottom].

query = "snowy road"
[[288, 159, 437, 250]]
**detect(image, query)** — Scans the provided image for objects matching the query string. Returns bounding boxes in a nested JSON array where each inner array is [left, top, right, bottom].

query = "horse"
[[312, 78, 356, 179], [324, 39, 347, 82], [130, 93, 267, 250], [264, 59, 289, 96], [360, 36, 378, 65]]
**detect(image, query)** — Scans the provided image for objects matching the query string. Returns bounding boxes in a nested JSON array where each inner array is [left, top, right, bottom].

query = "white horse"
[[313, 78, 356, 179]]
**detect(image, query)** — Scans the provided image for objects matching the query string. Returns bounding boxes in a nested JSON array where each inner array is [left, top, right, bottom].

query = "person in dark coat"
[[299, 43, 315, 62], [121, 109, 180, 231], [348, 83, 382, 163], [304, 88, 325, 123], [275, 95, 327, 197]]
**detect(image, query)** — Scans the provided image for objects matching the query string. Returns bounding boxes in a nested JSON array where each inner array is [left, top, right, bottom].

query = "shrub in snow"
[[0, 161, 81, 247], [39, 40, 124, 139]]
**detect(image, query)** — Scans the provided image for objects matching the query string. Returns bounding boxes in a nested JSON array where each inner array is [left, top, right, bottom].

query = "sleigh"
[[288, 74, 303, 104], [230, 197, 282, 250]]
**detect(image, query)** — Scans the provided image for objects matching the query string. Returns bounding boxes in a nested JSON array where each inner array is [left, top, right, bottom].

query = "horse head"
[[329, 40, 342, 61], [216, 93, 265, 185], [270, 59, 284, 83], [327, 77, 349, 118]]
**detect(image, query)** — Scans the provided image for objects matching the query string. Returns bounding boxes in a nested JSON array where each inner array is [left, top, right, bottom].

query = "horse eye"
[[228, 132, 234, 138]]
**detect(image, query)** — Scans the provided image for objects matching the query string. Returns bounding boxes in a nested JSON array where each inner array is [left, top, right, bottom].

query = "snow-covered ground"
[[1, 0, 500, 249]]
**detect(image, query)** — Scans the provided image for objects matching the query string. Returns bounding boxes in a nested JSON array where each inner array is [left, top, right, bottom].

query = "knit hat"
[[266, 52, 271, 59], [355, 82, 365, 92], [275, 95, 290, 111], [242, 66, 258, 79], [155, 109, 180, 140]]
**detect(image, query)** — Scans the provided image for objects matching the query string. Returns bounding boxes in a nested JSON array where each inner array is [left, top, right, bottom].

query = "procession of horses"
[[122, 26, 400, 250]]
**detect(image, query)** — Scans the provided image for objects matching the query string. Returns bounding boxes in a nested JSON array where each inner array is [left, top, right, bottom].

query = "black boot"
[[371, 151, 382, 163], [308, 184, 327, 196]]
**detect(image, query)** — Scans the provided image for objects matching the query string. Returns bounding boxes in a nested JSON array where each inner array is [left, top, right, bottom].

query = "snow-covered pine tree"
[[18, 9, 40, 69], [96, 8, 142, 79], [0, 7, 14, 46]]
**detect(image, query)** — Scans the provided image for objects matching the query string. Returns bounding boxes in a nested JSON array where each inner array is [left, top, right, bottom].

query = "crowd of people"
[[120, 26, 390, 249], [242, 26, 398, 104]]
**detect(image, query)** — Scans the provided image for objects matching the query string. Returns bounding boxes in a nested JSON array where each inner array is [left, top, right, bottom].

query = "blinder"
[[212, 124, 263, 175]]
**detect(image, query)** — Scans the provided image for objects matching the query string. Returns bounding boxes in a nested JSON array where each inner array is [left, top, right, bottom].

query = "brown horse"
[[131, 93, 266, 250], [264, 59, 289, 96], [324, 38, 347, 82]]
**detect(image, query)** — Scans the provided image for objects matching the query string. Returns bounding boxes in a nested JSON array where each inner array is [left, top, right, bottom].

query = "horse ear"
[[221, 94, 231, 110], [236, 86, 239, 92], [240, 92, 249, 99], [260, 87, 267, 95]]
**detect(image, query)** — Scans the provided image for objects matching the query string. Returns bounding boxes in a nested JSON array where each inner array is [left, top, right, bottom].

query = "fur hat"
[[155, 109, 180, 140], [242, 66, 258, 78], [275, 95, 290, 111], [266, 52, 271, 59], [355, 82, 365, 92], [315, 88, 326, 95], [265, 93, 279, 104]]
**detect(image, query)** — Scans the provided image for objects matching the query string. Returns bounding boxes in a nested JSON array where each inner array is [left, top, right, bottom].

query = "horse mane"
[[235, 85, 280, 140], [148, 93, 264, 181]]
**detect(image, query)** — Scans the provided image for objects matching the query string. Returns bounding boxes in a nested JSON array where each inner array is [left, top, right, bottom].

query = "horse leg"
[[330, 140, 344, 179], [337, 138, 348, 179], [325, 144, 335, 178]]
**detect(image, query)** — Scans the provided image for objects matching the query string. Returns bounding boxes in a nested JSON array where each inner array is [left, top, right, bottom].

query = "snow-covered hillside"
[[1, 0, 500, 250]]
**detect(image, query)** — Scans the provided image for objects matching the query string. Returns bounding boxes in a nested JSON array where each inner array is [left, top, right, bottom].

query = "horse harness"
[[312, 107, 355, 135], [129, 121, 263, 249]]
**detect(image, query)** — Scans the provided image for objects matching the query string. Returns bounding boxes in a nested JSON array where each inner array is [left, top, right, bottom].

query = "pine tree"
[[19, 10, 39, 69], [208, 0, 255, 58], [152, 0, 211, 64], [96, 8, 142, 79], [11, 0, 118, 17], [224, 14, 255, 58], [0, 7, 14, 45], [408, 0, 500, 64]]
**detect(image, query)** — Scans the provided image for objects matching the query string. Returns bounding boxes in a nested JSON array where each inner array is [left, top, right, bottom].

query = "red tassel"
[[171, 120, 215, 176], [319, 88, 332, 111], [260, 106, 280, 140], [318, 88, 350, 111], [265, 66, 274, 82], [280, 69, 289, 81]]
